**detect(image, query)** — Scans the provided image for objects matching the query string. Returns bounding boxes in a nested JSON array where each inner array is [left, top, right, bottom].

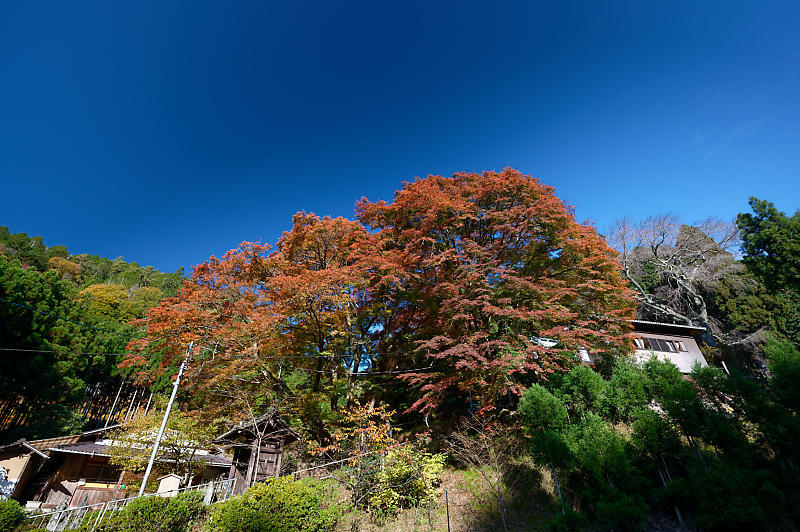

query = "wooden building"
[[213, 410, 299, 495], [0, 439, 48, 500], [1, 425, 231, 509]]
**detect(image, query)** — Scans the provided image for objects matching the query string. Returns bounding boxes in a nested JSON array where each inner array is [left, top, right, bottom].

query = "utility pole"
[[138, 341, 193, 496]]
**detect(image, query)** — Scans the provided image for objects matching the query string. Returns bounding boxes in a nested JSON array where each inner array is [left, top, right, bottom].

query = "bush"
[[595, 491, 648, 530], [0, 499, 24, 532], [123, 496, 170, 530], [206, 478, 343, 532], [164, 490, 206, 525], [369, 446, 445, 517], [82, 490, 206, 532], [546, 509, 589, 532], [518, 385, 569, 432]]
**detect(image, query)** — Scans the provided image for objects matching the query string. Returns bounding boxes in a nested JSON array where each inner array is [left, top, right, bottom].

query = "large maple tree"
[[127, 169, 635, 435], [357, 168, 635, 415]]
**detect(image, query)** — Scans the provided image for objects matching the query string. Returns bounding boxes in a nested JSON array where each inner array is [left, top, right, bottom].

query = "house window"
[[659, 340, 677, 353], [636, 337, 683, 353], [80, 463, 121, 483]]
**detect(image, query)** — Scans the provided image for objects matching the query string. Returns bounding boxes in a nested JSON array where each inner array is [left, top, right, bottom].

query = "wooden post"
[[244, 439, 258, 488], [124, 388, 138, 421], [104, 381, 125, 428], [111, 470, 125, 501], [227, 454, 237, 480], [445, 488, 451, 532], [226, 450, 238, 497], [274, 441, 283, 478]]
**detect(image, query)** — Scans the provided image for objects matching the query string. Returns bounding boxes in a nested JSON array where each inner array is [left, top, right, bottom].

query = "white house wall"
[[633, 332, 707, 373]]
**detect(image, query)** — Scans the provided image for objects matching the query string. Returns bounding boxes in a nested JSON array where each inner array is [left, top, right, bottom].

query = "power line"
[[164, 339, 439, 376], [0, 344, 409, 366], [1, 294, 432, 374], [0, 295, 143, 339], [348, 364, 434, 376], [0, 340, 436, 378], [0, 339, 199, 359], [0, 347, 135, 357]]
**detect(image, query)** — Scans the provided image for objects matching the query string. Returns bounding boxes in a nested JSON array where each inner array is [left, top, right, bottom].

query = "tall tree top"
[[358, 168, 636, 414], [737, 197, 800, 292]]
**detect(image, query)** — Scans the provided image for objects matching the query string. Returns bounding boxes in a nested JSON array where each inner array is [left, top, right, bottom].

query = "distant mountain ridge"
[[0, 225, 184, 297]]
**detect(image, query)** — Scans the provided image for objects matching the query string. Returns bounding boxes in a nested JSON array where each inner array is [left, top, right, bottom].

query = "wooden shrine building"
[[213, 409, 299, 495]]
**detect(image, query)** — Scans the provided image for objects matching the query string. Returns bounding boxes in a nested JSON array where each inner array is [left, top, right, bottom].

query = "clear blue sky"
[[2, 1, 798, 273]]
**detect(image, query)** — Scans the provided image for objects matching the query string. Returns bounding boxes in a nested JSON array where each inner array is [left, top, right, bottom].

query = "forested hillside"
[[2, 170, 799, 530], [0, 228, 184, 440]]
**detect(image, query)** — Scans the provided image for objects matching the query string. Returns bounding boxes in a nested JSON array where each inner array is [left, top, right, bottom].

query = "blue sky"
[[1, 1, 798, 273]]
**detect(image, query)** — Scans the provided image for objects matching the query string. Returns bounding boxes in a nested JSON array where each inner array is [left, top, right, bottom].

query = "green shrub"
[[595, 492, 647, 530], [369, 446, 445, 517], [546, 509, 589, 532], [163, 490, 206, 526], [519, 384, 569, 432], [123, 496, 171, 530], [206, 478, 343, 532], [80, 490, 206, 532], [0, 499, 24, 532]]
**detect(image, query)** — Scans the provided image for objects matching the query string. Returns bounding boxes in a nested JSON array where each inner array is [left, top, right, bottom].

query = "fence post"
[[91, 502, 107, 531], [203, 481, 215, 505], [445, 488, 451, 532]]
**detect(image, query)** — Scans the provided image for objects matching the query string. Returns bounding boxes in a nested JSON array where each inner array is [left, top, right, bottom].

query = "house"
[[213, 409, 299, 496], [1, 409, 303, 507], [631, 320, 708, 373], [2, 425, 231, 509], [0, 439, 48, 500], [577, 320, 709, 373]]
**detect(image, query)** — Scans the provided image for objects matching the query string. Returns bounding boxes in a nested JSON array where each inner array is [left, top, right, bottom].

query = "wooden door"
[[253, 442, 281, 482]]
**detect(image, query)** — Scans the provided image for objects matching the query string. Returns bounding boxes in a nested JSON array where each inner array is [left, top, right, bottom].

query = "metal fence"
[[24, 477, 235, 532]]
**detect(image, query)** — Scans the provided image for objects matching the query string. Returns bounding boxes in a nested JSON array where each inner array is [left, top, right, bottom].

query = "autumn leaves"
[[126, 169, 636, 429]]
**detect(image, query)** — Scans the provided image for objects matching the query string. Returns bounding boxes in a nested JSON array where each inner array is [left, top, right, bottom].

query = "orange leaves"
[[357, 168, 636, 415], [123, 212, 379, 428], [124, 169, 636, 427], [315, 403, 395, 463]]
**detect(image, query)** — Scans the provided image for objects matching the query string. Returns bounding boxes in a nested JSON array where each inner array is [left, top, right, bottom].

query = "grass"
[[335, 461, 562, 532]]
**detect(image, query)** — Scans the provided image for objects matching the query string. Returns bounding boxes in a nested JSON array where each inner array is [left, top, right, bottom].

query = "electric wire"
[[0, 296, 433, 375], [0, 344, 434, 375], [0, 295, 143, 339]]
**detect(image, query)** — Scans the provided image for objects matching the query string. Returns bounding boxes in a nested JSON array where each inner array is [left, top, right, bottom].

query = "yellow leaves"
[[315, 403, 396, 464], [79, 283, 133, 320], [48, 256, 81, 278], [79, 283, 165, 321]]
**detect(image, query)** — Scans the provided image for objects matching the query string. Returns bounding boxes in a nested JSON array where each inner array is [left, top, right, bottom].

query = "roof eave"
[[630, 319, 707, 336]]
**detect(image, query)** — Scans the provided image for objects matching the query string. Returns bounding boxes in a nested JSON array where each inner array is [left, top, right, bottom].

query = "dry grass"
[[336, 462, 561, 532]]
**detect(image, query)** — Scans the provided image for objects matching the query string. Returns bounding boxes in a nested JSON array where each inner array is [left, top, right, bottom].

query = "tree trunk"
[[550, 456, 565, 515]]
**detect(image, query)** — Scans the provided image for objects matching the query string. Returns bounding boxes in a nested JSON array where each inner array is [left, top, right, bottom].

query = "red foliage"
[[124, 213, 376, 426], [357, 168, 635, 414], [125, 169, 635, 424]]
